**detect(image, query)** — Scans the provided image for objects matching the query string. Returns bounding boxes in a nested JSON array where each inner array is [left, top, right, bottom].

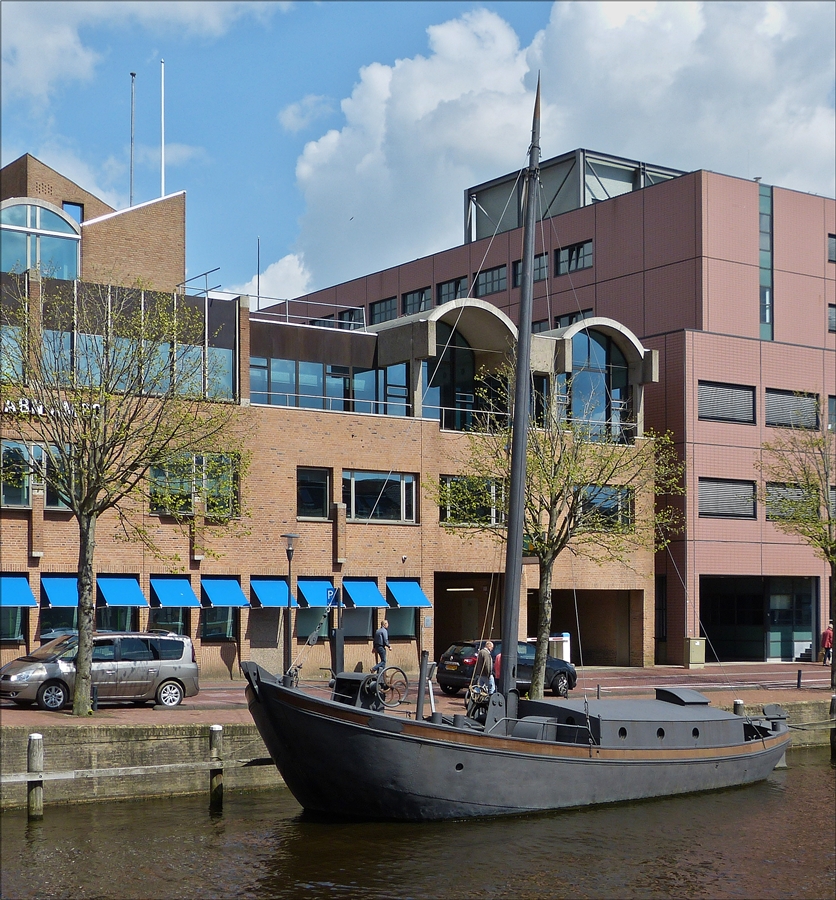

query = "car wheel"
[[156, 680, 185, 707], [551, 672, 569, 698], [37, 681, 69, 711], [439, 684, 460, 696]]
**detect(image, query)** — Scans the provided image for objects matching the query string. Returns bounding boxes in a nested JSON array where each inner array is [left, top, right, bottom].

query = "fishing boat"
[[241, 82, 791, 821]]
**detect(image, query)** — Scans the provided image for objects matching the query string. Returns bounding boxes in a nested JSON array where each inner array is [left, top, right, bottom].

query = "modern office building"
[[289, 148, 836, 665], [1, 154, 659, 679]]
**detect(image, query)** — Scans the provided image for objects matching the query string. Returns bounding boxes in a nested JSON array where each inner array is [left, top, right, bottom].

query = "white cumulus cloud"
[[226, 253, 312, 308], [281, 0, 834, 292]]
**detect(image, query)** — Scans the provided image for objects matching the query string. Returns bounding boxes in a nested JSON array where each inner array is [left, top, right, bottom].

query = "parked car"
[[0, 632, 199, 710], [437, 639, 577, 698]]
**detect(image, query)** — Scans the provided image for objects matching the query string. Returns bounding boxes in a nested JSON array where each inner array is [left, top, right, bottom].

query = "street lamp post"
[[281, 533, 300, 675]]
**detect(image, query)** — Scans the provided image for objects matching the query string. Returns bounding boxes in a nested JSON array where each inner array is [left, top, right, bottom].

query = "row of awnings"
[[0, 574, 431, 609]]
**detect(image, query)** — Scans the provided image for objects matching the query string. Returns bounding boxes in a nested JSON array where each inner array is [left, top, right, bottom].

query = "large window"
[[200, 606, 238, 641], [512, 253, 548, 287], [439, 475, 505, 526], [96, 607, 137, 632], [475, 265, 506, 297], [828, 305, 835, 333], [369, 297, 397, 324], [766, 483, 813, 521], [555, 309, 592, 329], [150, 453, 240, 518], [437, 277, 467, 305], [698, 478, 756, 519], [298, 467, 331, 518], [764, 389, 818, 429], [0, 606, 26, 641], [1, 441, 69, 509], [829, 234, 836, 264], [342, 470, 416, 522], [148, 607, 189, 635], [342, 607, 374, 638], [200, 606, 239, 641], [386, 607, 417, 638], [698, 382, 755, 424], [556, 240, 593, 275], [402, 288, 431, 316], [1, 201, 80, 280], [565, 329, 631, 440], [296, 607, 328, 641], [580, 485, 634, 530]]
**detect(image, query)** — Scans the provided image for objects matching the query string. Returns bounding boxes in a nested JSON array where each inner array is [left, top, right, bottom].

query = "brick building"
[[290, 149, 836, 665], [1, 155, 659, 680]]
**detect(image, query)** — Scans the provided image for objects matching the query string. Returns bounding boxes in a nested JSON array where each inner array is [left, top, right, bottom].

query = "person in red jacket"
[[822, 621, 833, 666]]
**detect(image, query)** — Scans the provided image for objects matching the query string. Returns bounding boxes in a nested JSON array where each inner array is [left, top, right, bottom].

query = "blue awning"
[[150, 576, 201, 608], [342, 579, 386, 608], [201, 577, 249, 607], [0, 575, 37, 608], [250, 578, 297, 608], [41, 575, 79, 607], [296, 579, 334, 608], [386, 579, 432, 608], [97, 576, 148, 607]]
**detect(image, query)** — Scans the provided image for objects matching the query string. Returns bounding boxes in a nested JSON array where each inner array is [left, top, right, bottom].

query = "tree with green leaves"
[[436, 363, 684, 699], [1, 272, 247, 715], [757, 410, 836, 690]]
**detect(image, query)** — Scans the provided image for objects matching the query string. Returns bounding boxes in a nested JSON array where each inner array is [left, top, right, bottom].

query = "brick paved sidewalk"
[[1, 659, 831, 730]]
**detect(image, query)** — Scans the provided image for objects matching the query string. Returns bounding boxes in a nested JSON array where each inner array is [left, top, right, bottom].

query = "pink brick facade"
[[290, 161, 836, 665]]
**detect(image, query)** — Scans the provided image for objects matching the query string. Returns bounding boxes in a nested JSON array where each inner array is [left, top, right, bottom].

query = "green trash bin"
[[684, 637, 705, 669]]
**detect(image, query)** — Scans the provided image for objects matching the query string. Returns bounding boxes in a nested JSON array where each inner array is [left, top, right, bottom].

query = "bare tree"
[[757, 409, 836, 690], [1, 272, 247, 715], [435, 363, 683, 698]]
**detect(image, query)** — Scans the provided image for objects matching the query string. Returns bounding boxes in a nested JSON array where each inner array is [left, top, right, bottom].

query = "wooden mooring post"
[[209, 724, 223, 811], [27, 733, 44, 821]]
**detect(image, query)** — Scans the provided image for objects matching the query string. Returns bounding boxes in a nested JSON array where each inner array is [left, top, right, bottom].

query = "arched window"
[[422, 322, 476, 430], [1, 201, 80, 280], [562, 329, 632, 440]]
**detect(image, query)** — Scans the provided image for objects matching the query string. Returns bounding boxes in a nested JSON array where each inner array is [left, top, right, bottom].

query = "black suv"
[[437, 639, 577, 698]]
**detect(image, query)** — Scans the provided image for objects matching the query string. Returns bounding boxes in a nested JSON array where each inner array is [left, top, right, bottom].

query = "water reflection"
[[1, 748, 833, 900]]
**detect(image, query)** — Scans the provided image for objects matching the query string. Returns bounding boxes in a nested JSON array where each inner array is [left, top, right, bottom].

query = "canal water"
[[1, 747, 833, 900]]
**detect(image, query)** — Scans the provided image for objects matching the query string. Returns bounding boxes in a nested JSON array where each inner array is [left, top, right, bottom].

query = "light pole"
[[281, 533, 299, 675]]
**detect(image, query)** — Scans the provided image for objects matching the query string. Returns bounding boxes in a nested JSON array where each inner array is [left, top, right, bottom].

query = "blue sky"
[[2, 1, 834, 305]]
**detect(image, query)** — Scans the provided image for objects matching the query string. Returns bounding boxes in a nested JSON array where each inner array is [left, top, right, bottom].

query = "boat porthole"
[[618, 727, 627, 740], [657, 728, 665, 740], [455, 763, 464, 771], [566, 716, 576, 726], [692, 727, 700, 739]]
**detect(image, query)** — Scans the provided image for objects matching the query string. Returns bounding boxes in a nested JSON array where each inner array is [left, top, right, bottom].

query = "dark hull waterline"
[[242, 663, 791, 821]]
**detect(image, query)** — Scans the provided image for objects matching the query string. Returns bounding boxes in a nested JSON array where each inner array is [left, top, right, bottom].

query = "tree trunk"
[[531, 557, 554, 700], [72, 512, 97, 716]]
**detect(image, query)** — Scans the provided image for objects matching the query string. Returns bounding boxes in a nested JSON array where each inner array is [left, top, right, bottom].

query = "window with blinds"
[[764, 389, 818, 429], [698, 478, 756, 518], [698, 382, 755, 423], [766, 483, 810, 520]]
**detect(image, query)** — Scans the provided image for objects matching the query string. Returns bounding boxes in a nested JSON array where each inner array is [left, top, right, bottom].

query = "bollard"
[[830, 695, 836, 762], [597, 684, 600, 700], [209, 724, 223, 811], [92, 685, 98, 712], [797, 669, 802, 690], [27, 733, 44, 821], [733, 699, 745, 717]]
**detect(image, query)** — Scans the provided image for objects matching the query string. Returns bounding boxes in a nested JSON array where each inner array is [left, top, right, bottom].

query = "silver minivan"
[[0, 632, 200, 710]]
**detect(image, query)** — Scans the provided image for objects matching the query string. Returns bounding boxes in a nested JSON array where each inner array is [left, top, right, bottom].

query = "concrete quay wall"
[[0, 722, 277, 811]]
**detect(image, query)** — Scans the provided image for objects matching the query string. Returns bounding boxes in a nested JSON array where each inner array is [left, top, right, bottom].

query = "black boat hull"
[[242, 663, 791, 821]]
